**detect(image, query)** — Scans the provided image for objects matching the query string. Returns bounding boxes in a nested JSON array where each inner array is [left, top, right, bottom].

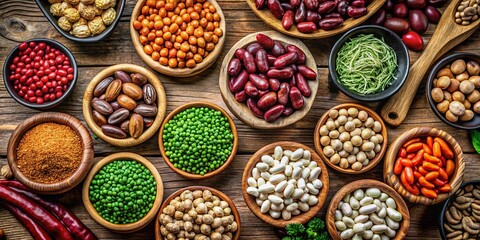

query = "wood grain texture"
[[155, 186, 241, 240], [245, 0, 386, 39], [241, 141, 329, 228], [383, 127, 465, 205], [130, 0, 227, 77], [82, 152, 164, 233], [82, 64, 167, 147], [158, 101, 239, 179], [326, 179, 410, 240], [380, 0, 480, 126], [219, 31, 318, 129], [6, 112, 94, 194], [313, 103, 388, 174]]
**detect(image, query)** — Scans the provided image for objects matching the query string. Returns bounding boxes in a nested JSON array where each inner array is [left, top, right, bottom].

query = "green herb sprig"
[[282, 217, 330, 240]]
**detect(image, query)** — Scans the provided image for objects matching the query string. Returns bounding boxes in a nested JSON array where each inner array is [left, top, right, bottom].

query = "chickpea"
[[451, 59, 467, 75], [168, 58, 178, 67], [193, 54, 203, 63], [351, 136, 362, 146], [436, 100, 450, 113], [470, 76, 480, 88], [444, 91, 453, 102], [452, 91, 465, 102], [320, 136, 330, 146], [437, 67, 455, 78], [343, 141, 353, 153], [357, 111, 368, 121], [339, 158, 349, 169], [446, 79, 460, 92], [446, 110, 459, 122], [431, 87, 444, 103], [460, 110, 475, 121], [323, 146, 335, 157], [206, 42, 215, 51], [457, 72, 470, 81], [460, 80, 475, 94], [197, 37, 206, 48], [159, 57, 168, 65], [436, 76, 451, 89], [330, 154, 341, 164]]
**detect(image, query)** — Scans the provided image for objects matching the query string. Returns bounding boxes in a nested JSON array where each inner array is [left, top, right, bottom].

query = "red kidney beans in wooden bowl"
[[227, 33, 317, 122], [369, 0, 447, 51], [257, 0, 371, 33]]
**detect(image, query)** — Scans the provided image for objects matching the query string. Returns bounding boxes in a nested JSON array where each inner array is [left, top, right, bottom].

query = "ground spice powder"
[[16, 122, 83, 184]]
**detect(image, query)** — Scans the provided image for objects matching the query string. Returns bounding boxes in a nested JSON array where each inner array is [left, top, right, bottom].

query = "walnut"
[[95, 0, 115, 10], [72, 25, 91, 38], [80, 0, 95, 4], [65, 0, 80, 4], [48, 0, 62, 3], [78, 2, 96, 20], [63, 8, 81, 23], [57, 16, 72, 31], [88, 16, 106, 35], [72, 17, 88, 29], [50, 3, 64, 16], [58, 2, 72, 15], [101, 7, 116, 25]]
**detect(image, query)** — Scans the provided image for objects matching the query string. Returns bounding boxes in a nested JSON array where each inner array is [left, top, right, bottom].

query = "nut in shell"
[[50, 3, 64, 16], [88, 16, 106, 36], [131, 73, 148, 86], [105, 79, 122, 101], [117, 94, 137, 110], [101, 7, 116, 25], [129, 113, 144, 139], [143, 84, 157, 105], [72, 17, 88, 29], [63, 7, 81, 23], [122, 83, 143, 100], [71, 25, 91, 38], [78, 2, 97, 20], [58, 16, 72, 31], [95, 0, 116, 10]]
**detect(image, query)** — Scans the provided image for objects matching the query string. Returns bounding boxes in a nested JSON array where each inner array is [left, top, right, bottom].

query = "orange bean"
[[397, 148, 407, 158], [433, 142, 442, 157], [438, 184, 452, 193], [422, 144, 433, 155], [406, 142, 423, 153], [423, 153, 440, 164], [394, 158, 403, 175], [403, 138, 421, 148], [427, 136, 434, 149], [438, 168, 448, 181], [411, 149, 424, 166], [434, 138, 454, 159], [406, 153, 415, 159], [413, 171, 423, 179], [418, 166, 429, 176], [446, 160, 455, 176], [401, 158, 413, 168], [419, 177, 435, 189], [401, 172, 420, 195], [425, 171, 439, 181], [421, 187, 438, 199], [423, 162, 439, 171], [432, 178, 446, 187], [404, 167, 414, 184]]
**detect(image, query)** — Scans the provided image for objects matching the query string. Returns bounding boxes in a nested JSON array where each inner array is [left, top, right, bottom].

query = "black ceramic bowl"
[[328, 25, 410, 102], [3, 38, 78, 110], [438, 180, 480, 240], [426, 52, 480, 130], [34, 0, 125, 43]]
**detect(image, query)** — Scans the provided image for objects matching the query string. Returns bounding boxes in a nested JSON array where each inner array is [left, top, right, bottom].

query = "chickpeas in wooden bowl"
[[130, 0, 226, 77]]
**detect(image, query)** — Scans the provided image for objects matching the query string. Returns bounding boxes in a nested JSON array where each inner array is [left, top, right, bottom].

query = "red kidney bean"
[[255, 49, 269, 73], [319, 18, 344, 30], [283, 107, 294, 116], [290, 0, 300, 9], [352, 0, 365, 7], [297, 22, 317, 33], [369, 9, 386, 25], [258, 89, 269, 97], [384, 17, 410, 34], [337, 0, 348, 17], [409, 9, 428, 34], [281, 3, 293, 11], [269, 78, 280, 91], [228, 58, 241, 77], [393, 3, 408, 18], [290, 74, 297, 87], [402, 31, 424, 51], [243, 51, 257, 73], [297, 65, 316, 80], [303, 0, 318, 10], [286, 45, 306, 65], [257, 92, 278, 109], [246, 42, 263, 55], [295, 2, 306, 23], [267, 54, 277, 65], [230, 70, 249, 93], [295, 72, 311, 97], [235, 48, 247, 60], [427, 0, 447, 7], [318, 1, 336, 15], [267, 0, 284, 19], [289, 64, 298, 73], [267, 67, 294, 79], [290, 86, 304, 109], [407, 0, 426, 9], [424, 6, 441, 24], [264, 104, 285, 122], [305, 10, 321, 23], [277, 82, 290, 105], [256, 33, 275, 50], [282, 10, 295, 30], [274, 52, 298, 69], [249, 74, 270, 90], [247, 98, 265, 118], [347, 6, 367, 18], [271, 41, 287, 57], [244, 81, 259, 97], [256, 0, 265, 9], [384, 0, 394, 11], [235, 91, 247, 102], [325, 13, 341, 19]]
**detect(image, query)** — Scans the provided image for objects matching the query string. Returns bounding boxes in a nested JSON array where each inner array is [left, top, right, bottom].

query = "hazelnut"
[[88, 16, 106, 35], [101, 7, 116, 25]]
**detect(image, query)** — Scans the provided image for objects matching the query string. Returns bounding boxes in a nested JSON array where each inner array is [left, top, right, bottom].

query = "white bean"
[[308, 167, 321, 181], [287, 179, 296, 186], [256, 198, 264, 207], [352, 234, 363, 240], [307, 161, 317, 170], [282, 209, 292, 220], [360, 197, 374, 206], [300, 193, 310, 203], [359, 204, 377, 215], [386, 208, 402, 222], [343, 193, 351, 203], [268, 195, 283, 204], [259, 193, 268, 201], [385, 217, 399, 230], [283, 150, 293, 158], [261, 155, 274, 166], [298, 202, 309, 212], [301, 167, 311, 179], [256, 162, 269, 172], [291, 189, 304, 199], [366, 188, 381, 198], [273, 146, 283, 160], [246, 187, 259, 197], [342, 216, 355, 228], [291, 209, 301, 215], [303, 150, 311, 160], [335, 210, 343, 221], [363, 221, 373, 230], [373, 199, 382, 210], [286, 203, 298, 212], [341, 202, 353, 216], [377, 207, 387, 219], [275, 180, 288, 192], [371, 224, 388, 233], [372, 234, 381, 240], [354, 189, 365, 200], [257, 178, 266, 187], [260, 200, 271, 213], [260, 172, 271, 181], [353, 223, 366, 233], [247, 177, 257, 187], [269, 164, 285, 174], [385, 198, 396, 209], [280, 156, 289, 166], [292, 167, 302, 179], [284, 165, 293, 177], [269, 174, 285, 184], [354, 214, 369, 223], [340, 229, 354, 239], [252, 168, 260, 180], [297, 178, 306, 190], [269, 210, 281, 219], [258, 183, 275, 194], [350, 197, 360, 210], [312, 179, 323, 189], [301, 159, 310, 167], [306, 183, 319, 195], [381, 234, 390, 240], [307, 195, 318, 206], [385, 227, 396, 238], [335, 221, 347, 231], [283, 184, 294, 198], [379, 193, 389, 202], [351, 210, 359, 219], [270, 202, 284, 211], [362, 230, 374, 239], [369, 213, 385, 225], [293, 161, 303, 168], [291, 148, 304, 160], [284, 198, 293, 205]]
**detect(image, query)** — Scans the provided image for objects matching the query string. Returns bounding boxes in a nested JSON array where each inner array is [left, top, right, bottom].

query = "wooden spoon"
[[380, 0, 480, 126]]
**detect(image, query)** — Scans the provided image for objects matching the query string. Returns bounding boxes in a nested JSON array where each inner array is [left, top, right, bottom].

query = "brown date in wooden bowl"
[[241, 141, 329, 228], [82, 64, 167, 147], [155, 186, 241, 240], [82, 152, 164, 233], [383, 127, 465, 205], [314, 103, 388, 174], [7, 112, 94, 194]]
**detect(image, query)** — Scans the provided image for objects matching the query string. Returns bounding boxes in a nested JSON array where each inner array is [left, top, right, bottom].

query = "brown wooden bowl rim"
[[82, 152, 164, 232], [155, 186, 241, 240], [82, 63, 167, 147], [241, 141, 330, 227], [313, 103, 388, 174], [6, 112, 94, 194], [245, 0, 386, 39], [158, 101, 238, 179], [383, 127, 466, 205], [326, 179, 410, 240], [218, 30, 319, 129], [130, 0, 226, 78]]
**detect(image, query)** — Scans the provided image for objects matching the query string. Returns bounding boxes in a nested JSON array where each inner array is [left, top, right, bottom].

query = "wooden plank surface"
[[0, 0, 479, 239]]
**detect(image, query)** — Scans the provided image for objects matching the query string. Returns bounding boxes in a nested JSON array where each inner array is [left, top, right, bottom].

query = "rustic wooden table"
[[1, 0, 479, 239]]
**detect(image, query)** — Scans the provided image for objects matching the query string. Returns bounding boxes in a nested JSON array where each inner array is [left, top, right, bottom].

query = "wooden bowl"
[[130, 0, 226, 77], [155, 186, 241, 240], [82, 152, 164, 233], [82, 64, 167, 147], [246, 0, 386, 39], [218, 31, 318, 129], [7, 112, 94, 194], [383, 127, 465, 205], [241, 141, 329, 228], [313, 103, 388, 174], [326, 179, 410, 240], [158, 101, 238, 179]]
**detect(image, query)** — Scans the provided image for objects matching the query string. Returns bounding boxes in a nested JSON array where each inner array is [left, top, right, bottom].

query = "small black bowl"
[[328, 25, 410, 102], [426, 52, 480, 130], [34, 0, 125, 43], [438, 180, 480, 240], [3, 38, 78, 110]]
